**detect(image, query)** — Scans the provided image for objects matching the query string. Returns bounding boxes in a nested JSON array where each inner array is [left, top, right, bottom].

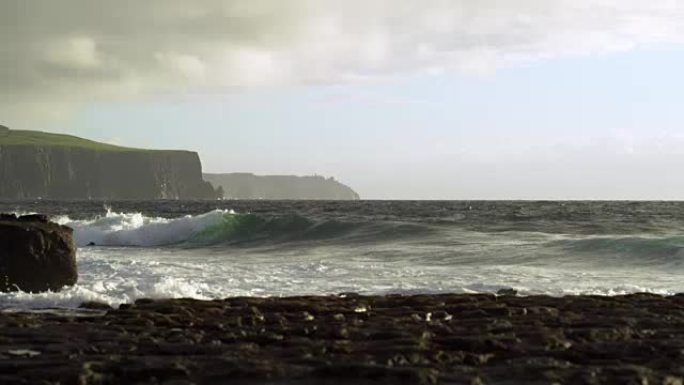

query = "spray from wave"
[[55, 209, 234, 247], [55, 209, 433, 248]]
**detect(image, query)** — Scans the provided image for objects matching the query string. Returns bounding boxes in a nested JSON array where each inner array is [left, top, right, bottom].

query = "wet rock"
[[16, 214, 49, 223], [79, 301, 113, 310], [497, 288, 518, 296], [5, 349, 41, 358], [0, 214, 76, 292]]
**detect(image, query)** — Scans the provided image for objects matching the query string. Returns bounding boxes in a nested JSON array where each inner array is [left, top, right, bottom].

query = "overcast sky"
[[3, 1, 684, 199]]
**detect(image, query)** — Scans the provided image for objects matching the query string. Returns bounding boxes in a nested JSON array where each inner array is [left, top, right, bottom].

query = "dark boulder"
[[497, 288, 518, 296], [0, 214, 77, 292], [17, 213, 49, 223], [0, 213, 17, 221]]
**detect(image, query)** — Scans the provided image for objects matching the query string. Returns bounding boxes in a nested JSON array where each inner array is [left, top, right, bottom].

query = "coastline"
[[2, 293, 683, 384]]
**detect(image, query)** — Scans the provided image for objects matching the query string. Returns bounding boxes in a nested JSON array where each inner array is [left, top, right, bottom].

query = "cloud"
[[155, 52, 207, 82], [43, 36, 101, 69], [2, 0, 684, 126]]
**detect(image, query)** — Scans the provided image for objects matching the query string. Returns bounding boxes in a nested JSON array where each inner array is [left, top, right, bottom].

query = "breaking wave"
[[55, 209, 684, 270], [56, 209, 231, 247], [55, 209, 433, 248]]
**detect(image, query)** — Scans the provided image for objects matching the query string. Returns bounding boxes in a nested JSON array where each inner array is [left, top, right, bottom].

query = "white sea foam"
[[55, 209, 232, 247], [1, 240, 683, 310]]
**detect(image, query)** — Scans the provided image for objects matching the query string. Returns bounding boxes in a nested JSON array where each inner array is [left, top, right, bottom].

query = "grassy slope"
[[0, 130, 146, 152]]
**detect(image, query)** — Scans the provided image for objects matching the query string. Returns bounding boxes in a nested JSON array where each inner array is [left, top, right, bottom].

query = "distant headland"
[[204, 173, 360, 200]]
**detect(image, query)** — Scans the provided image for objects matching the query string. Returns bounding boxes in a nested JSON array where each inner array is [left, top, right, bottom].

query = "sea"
[[1, 200, 684, 310]]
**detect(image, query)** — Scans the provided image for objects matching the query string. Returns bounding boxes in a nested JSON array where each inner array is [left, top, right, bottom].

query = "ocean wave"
[[547, 236, 684, 267], [55, 209, 231, 247], [55, 209, 434, 248]]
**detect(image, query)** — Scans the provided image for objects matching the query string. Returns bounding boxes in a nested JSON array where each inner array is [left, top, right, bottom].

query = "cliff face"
[[0, 145, 218, 200], [203, 173, 360, 200]]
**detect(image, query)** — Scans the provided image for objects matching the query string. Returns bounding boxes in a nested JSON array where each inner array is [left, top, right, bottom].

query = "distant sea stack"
[[204, 173, 360, 200], [0, 127, 219, 200]]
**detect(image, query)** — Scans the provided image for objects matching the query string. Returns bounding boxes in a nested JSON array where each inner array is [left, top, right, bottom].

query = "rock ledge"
[[2, 293, 684, 384]]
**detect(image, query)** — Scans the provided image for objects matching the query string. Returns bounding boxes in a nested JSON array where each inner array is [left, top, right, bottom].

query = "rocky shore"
[[1, 293, 684, 384]]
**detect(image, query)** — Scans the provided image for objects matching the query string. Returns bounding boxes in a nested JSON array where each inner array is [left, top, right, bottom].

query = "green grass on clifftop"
[[0, 129, 147, 151]]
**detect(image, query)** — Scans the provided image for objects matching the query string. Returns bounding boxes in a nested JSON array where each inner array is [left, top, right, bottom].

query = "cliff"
[[204, 173, 360, 200], [0, 129, 218, 200]]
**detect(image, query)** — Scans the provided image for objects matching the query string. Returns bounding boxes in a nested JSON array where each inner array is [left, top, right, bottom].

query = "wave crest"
[[548, 236, 684, 267], [56, 209, 231, 247], [56, 209, 431, 248]]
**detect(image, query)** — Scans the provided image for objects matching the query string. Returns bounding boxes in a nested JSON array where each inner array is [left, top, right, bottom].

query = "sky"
[[3, 1, 684, 199]]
